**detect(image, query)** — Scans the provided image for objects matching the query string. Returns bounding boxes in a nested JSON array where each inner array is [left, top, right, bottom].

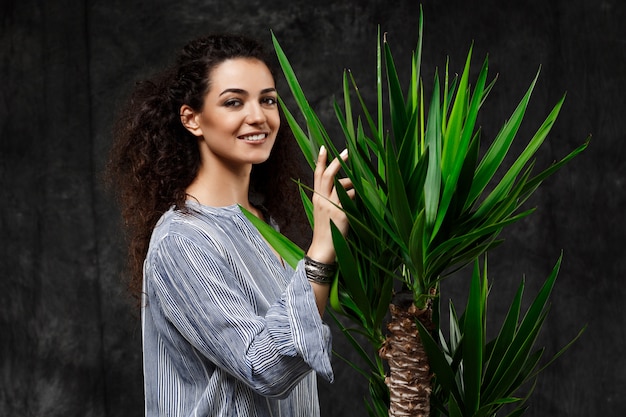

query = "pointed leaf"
[[462, 260, 485, 414], [467, 69, 541, 205], [330, 222, 372, 321], [386, 140, 414, 244], [297, 182, 314, 229], [384, 38, 408, 145], [416, 318, 459, 400], [328, 310, 379, 372], [423, 73, 443, 230], [240, 206, 304, 268], [473, 94, 565, 220], [484, 280, 524, 383]]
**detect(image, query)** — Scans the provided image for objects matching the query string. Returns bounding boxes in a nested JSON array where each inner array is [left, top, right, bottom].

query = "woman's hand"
[[306, 146, 355, 265]]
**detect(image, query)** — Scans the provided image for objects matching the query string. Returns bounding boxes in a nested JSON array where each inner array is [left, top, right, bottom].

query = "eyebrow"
[[219, 87, 277, 97]]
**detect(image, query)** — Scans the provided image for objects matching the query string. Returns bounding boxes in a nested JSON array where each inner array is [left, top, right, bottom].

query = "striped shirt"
[[141, 202, 333, 417]]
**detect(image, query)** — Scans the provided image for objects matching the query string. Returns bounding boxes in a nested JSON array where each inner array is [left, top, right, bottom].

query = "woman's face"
[[185, 58, 280, 169]]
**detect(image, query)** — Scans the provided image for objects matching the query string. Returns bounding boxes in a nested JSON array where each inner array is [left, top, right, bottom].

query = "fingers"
[[313, 146, 327, 196], [326, 148, 348, 179], [315, 146, 348, 196], [337, 177, 354, 191], [308, 146, 354, 264], [343, 188, 356, 200]]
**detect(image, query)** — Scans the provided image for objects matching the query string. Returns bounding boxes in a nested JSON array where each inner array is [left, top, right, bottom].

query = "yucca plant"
[[244, 9, 588, 416], [419, 255, 585, 417]]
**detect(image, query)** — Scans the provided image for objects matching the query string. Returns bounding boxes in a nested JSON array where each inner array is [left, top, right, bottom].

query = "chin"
[[250, 147, 274, 164], [251, 155, 272, 165]]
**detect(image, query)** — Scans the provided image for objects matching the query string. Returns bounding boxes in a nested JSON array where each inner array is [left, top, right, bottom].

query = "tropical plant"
[[419, 255, 585, 417], [244, 9, 588, 416]]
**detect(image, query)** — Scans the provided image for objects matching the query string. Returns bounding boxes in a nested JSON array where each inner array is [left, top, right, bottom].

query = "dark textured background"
[[1, 0, 624, 416]]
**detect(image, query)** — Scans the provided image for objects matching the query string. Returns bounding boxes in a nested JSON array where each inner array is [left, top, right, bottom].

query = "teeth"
[[241, 133, 266, 141]]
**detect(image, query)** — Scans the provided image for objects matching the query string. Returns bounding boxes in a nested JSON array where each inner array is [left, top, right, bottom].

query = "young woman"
[[107, 34, 353, 416]]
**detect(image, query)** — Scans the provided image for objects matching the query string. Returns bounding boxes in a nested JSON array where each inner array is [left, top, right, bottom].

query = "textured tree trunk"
[[379, 292, 435, 417]]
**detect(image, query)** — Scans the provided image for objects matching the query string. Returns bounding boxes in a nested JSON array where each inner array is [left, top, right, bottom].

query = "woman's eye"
[[224, 99, 242, 107], [262, 97, 277, 106]]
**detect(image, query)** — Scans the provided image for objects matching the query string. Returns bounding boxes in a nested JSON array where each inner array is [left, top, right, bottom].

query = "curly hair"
[[106, 34, 308, 300]]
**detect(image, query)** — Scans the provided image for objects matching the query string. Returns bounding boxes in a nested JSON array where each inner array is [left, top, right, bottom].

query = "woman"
[[107, 33, 353, 417]]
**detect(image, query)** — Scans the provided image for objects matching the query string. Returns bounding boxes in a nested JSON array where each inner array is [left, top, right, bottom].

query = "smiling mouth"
[[238, 133, 268, 142]]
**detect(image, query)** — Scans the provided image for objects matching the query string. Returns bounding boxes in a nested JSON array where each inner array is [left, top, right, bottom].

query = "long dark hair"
[[107, 34, 307, 299]]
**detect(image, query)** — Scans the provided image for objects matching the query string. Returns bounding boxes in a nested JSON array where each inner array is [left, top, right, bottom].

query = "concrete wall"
[[1, 0, 624, 415]]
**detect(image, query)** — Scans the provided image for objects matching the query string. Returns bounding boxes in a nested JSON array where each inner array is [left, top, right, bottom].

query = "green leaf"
[[416, 318, 459, 401], [482, 256, 562, 403], [448, 301, 462, 353], [343, 69, 355, 140], [423, 72, 443, 230], [447, 129, 480, 221], [396, 103, 422, 182], [384, 39, 409, 151], [528, 325, 586, 381], [505, 407, 530, 417], [373, 275, 394, 328], [297, 181, 314, 229], [479, 162, 536, 228], [462, 260, 486, 414], [331, 222, 372, 322], [516, 255, 561, 350], [433, 56, 489, 238], [473, 92, 565, 220], [511, 347, 544, 390], [376, 26, 384, 140], [440, 45, 473, 179], [467, 69, 541, 207], [482, 310, 547, 403], [427, 209, 534, 266], [521, 136, 590, 196], [475, 397, 522, 417], [329, 270, 343, 314], [278, 95, 318, 170], [349, 71, 383, 151], [405, 147, 429, 213], [336, 288, 368, 325], [240, 206, 303, 269], [483, 280, 524, 383], [438, 238, 503, 281], [448, 393, 464, 417], [335, 186, 382, 252], [386, 139, 414, 245], [408, 210, 426, 285], [272, 33, 327, 152], [328, 310, 379, 373], [406, 7, 424, 113], [369, 373, 391, 417]]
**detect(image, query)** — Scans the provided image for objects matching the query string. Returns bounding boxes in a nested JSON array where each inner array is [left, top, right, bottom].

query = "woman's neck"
[[185, 160, 255, 211]]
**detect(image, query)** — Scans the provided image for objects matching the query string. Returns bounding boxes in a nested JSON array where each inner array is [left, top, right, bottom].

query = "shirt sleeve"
[[146, 232, 333, 398]]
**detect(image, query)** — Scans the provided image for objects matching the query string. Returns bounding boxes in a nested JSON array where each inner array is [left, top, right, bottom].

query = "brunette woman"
[[107, 33, 352, 417]]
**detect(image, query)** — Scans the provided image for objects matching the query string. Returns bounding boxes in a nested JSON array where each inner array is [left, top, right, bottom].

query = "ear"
[[180, 105, 203, 136]]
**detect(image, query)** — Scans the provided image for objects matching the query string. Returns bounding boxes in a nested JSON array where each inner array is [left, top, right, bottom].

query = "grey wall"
[[1, 0, 624, 416]]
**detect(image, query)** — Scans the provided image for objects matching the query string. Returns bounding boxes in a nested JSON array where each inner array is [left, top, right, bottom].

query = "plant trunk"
[[379, 291, 435, 417]]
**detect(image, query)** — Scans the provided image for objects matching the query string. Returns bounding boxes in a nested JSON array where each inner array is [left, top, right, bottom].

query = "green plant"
[[418, 255, 585, 417], [245, 8, 588, 416]]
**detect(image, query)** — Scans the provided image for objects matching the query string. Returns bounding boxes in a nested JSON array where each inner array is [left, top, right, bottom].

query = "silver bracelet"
[[304, 256, 337, 285]]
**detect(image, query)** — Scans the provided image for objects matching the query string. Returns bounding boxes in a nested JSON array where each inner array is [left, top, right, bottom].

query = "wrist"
[[303, 255, 337, 285], [306, 236, 336, 265]]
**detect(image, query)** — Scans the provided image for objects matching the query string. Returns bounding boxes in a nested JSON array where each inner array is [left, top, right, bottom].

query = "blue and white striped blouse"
[[141, 202, 333, 417]]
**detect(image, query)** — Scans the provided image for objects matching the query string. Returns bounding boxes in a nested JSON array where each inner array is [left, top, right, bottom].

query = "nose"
[[246, 102, 267, 125]]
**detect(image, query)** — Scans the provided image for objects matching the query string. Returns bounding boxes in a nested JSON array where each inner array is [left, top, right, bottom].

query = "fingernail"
[[319, 145, 326, 154], [340, 148, 348, 157]]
